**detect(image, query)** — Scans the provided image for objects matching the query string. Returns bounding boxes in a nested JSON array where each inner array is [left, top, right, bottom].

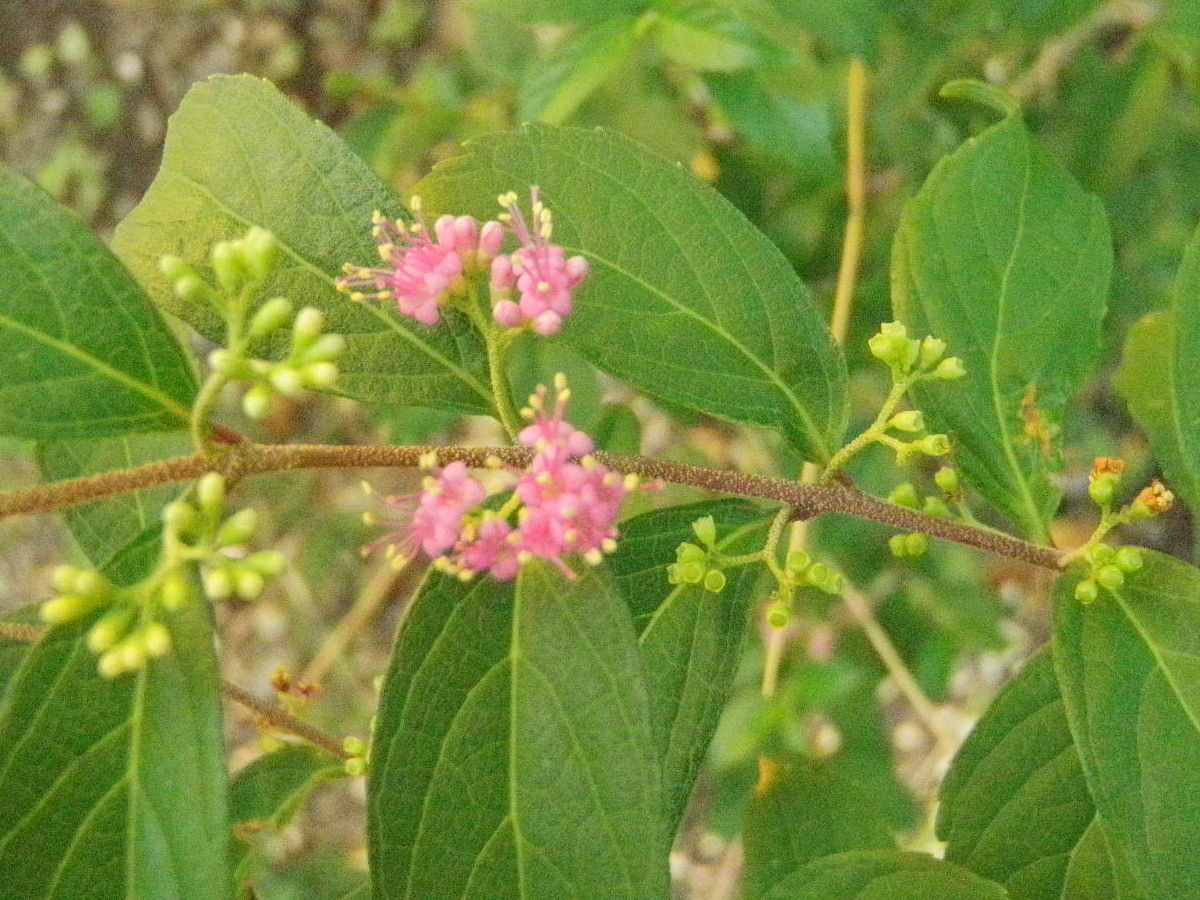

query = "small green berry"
[[1085, 543, 1115, 567], [888, 534, 909, 558], [87, 608, 133, 653], [161, 572, 192, 611], [703, 569, 727, 593], [345, 757, 367, 777], [343, 736, 367, 757], [40, 595, 92, 625], [922, 496, 951, 518], [202, 567, 234, 601], [888, 483, 920, 509], [905, 533, 929, 556], [934, 357, 966, 379], [1096, 564, 1125, 591], [889, 410, 925, 432], [916, 434, 951, 456], [676, 542, 706, 564], [234, 568, 266, 600], [785, 549, 811, 573], [141, 622, 172, 658], [1075, 579, 1099, 604], [1088, 475, 1115, 507], [766, 599, 791, 628], [679, 561, 705, 584], [934, 467, 959, 496], [1114, 546, 1144, 573]]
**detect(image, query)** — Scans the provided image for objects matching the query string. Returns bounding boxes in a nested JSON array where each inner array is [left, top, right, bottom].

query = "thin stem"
[[821, 380, 909, 482], [0, 620, 351, 761], [190, 369, 232, 455], [486, 330, 524, 442], [829, 58, 868, 347]]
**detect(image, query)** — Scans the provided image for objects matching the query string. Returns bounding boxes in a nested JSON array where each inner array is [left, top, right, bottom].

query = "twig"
[[0, 442, 1063, 569], [829, 58, 868, 346]]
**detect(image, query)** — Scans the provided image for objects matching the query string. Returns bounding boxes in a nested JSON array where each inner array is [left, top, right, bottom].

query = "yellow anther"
[[517, 550, 533, 564], [350, 291, 365, 302], [601, 538, 617, 554], [584, 549, 603, 565], [624, 474, 641, 490], [419, 451, 438, 470], [537, 471, 553, 486], [485, 455, 503, 468], [537, 281, 551, 293], [361, 511, 376, 526], [360, 480, 375, 495], [409, 195, 422, 211]]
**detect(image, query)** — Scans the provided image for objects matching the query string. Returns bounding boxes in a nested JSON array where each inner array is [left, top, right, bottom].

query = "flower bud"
[[216, 508, 258, 547], [666, 563, 682, 585], [691, 515, 717, 548], [916, 434, 951, 456], [1096, 564, 1125, 591], [163, 500, 197, 534], [202, 567, 234, 601], [345, 757, 367, 777], [1085, 543, 1115, 567], [922, 496, 951, 518], [766, 599, 791, 629], [248, 297, 294, 338], [241, 226, 279, 281], [919, 336, 946, 369], [211, 239, 248, 294], [196, 473, 225, 515], [1088, 474, 1115, 507], [1074, 579, 1099, 604], [889, 410, 925, 432], [703, 569, 727, 593], [300, 333, 346, 363], [344, 736, 367, 757], [243, 384, 273, 419], [679, 561, 705, 584], [98, 650, 127, 679], [51, 565, 81, 593], [40, 595, 92, 625], [785, 550, 811, 573], [245, 550, 287, 577], [270, 366, 304, 397], [234, 567, 266, 600], [303, 362, 339, 389], [905, 533, 928, 556], [141, 622, 172, 658], [161, 572, 192, 611], [676, 542, 707, 564], [934, 357, 966, 380], [887, 483, 920, 509], [173, 273, 213, 305], [934, 467, 959, 496], [158, 254, 190, 282], [87, 607, 134, 653], [1114, 546, 1144, 573], [888, 534, 909, 558], [293, 307, 325, 343]]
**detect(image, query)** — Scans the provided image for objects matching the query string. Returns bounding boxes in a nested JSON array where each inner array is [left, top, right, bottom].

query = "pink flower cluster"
[[366, 378, 644, 581], [490, 189, 589, 337], [338, 188, 588, 337], [337, 200, 503, 326]]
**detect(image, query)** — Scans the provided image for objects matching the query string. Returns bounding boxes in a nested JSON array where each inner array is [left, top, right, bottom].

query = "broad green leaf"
[[939, 649, 1138, 899], [742, 763, 892, 899], [0, 168, 196, 439], [608, 499, 771, 829], [1116, 224, 1200, 515], [0, 596, 229, 899], [1054, 552, 1200, 899], [0, 606, 39, 704], [37, 431, 191, 576], [757, 850, 1009, 900], [112, 75, 495, 417], [368, 564, 668, 898], [417, 123, 848, 463], [230, 745, 342, 886], [520, 18, 643, 125], [651, 0, 788, 72], [516, 0, 650, 24], [893, 115, 1112, 540]]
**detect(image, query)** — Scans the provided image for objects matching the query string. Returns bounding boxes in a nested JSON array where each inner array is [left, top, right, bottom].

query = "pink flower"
[[337, 200, 503, 326], [459, 516, 521, 581], [410, 461, 486, 556], [489, 189, 589, 336]]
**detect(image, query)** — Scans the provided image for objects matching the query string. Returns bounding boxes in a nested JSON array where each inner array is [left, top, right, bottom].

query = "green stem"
[[486, 330, 523, 442], [821, 380, 909, 483], [191, 285, 253, 455]]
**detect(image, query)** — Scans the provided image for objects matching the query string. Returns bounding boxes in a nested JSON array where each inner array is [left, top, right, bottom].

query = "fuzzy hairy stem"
[[0, 441, 1062, 569]]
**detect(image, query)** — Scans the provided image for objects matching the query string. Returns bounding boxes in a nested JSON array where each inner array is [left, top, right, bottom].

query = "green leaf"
[[417, 123, 848, 463], [0, 597, 229, 899], [0, 606, 39, 704], [608, 499, 771, 829], [756, 850, 1010, 899], [36, 431, 191, 576], [1116, 223, 1200, 515], [230, 745, 342, 886], [893, 115, 1112, 540], [651, 0, 788, 73], [112, 74, 495, 417], [1054, 551, 1200, 899], [0, 168, 196, 439], [743, 762, 892, 899], [520, 18, 643, 125], [368, 564, 668, 898], [938, 649, 1138, 898], [516, 0, 650, 24]]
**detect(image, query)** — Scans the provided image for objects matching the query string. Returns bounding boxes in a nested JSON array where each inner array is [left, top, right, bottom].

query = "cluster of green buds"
[[868, 321, 966, 382], [210, 303, 345, 419], [159, 227, 345, 422], [1072, 457, 1173, 603], [39, 473, 286, 677], [666, 516, 728, 593], [885, 467, 961, 559], [764, 550, 846, 628], [343, 735, 370, 777]]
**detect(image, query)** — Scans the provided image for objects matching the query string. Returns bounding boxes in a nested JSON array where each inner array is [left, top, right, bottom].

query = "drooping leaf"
[[893, 114, 1112, 540], [519, 18, 643, 125], [756, 850, 1010, 900], [230, 745, 343, 886], [0, 596, 229, 899], [1054, 552, 1200, 899], [607, 499, 771, 830], [36, 431, 191, 576], [417, 123, 848, 463], [1116, 223, 1200, 515], [0, 168, 196, 439], [742, 762, 892, 899], [112, 74, 495, 417], [368, 563, 668, 898], [939, 649, 1138, 898]]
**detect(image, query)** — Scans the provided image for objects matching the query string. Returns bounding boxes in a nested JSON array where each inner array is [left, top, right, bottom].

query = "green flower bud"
[[241, 226, 279, 281], [202, 567, 234, 601], [302, 362, 339, 389], [1085, 543, 1115, 567], [211, 239, 248, 294], [1114, 546, 1144, 573], [934, 357, 966, 380], [806, 562, 831, 588], [40, 595, 92, 625], [887, 483, 920, 509], [97, 650, 127, 679], [676, 542, 707, 564], [766, 599, 791, 629], [173, 273, 213, 305], [51, 565, 82, 593], [196, 473, 225, 515], [691, 515, 717, 548], [158, 255, 191, 283], [217, 508, 258, 547], [300, 333, 347, 364], [345, 757, 367, 777], [666, 563, 681, 584], [1074, 578, 1099, 604], [703, 569, 727, 593], [919, 336, 947, 369], [293, 307, 325, 343], [116, 639, 148, 673], [245, 550, 287, 577], [679, 561, 705, 584], [234, 567, 266, 600], [163, 500, 197, 533], [248, 297, 294, 338], [1096, 564, 1125, 591], [889, 410, 925, 433], [888, 534, 909, 558], [344, 736, 367, 757], [87, 607, 135, 653], [161, 572, 192, 611], [934, 467, 959, 496], [922, 496, 951, 518], [243, 383, 273, 419], [785, 550, 811, 573], [916, 434, 951, 457], [269, 366, 304, 397], [905, 533, 929, 556], [1088, 475, 1115, 507], [141, 622, 172, 658]]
